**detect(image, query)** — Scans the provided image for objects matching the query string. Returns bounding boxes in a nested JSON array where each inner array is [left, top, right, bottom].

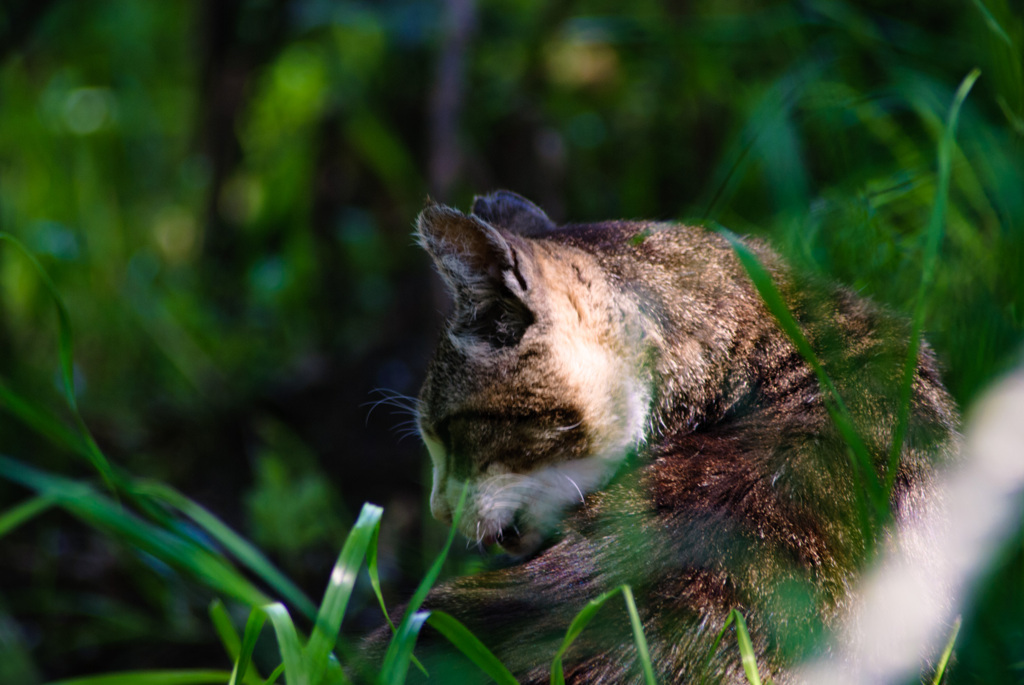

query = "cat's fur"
[[375, 191, 958, 683]]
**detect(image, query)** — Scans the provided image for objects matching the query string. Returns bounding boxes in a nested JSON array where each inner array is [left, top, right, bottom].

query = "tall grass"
[[717, 64, 982, 552], [0, 236, 657, 682], [0, 395, 653, 685]]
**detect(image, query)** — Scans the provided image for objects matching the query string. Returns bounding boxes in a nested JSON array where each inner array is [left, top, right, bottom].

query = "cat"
[[370, 191, 958, 684]]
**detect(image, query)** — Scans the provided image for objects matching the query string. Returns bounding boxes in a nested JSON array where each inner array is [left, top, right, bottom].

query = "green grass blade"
[[136, 482, 317, 620], [0, 232, 117, 493], [230, 608, 269, 685], [262, 603, 309, 685], [730, 610, 762, 685], [0, 494, 54, 538], [366, 523, 395, 632], [0, 233, 78, 411], [697, 611, 735, 685], [425, 610, 519, 685], [212, 600, 266, 685], [931, 616, 962, 685], [366, 517, 428, 677], [0, 380, 88, 456], [0, 601, 39, 685], [80, 497, 269, 607], [720, 231, 886, 533], [0, 455, 270, 607], [305, 503, 383, 684], [970, 0, 1013, 47], [209, 600, 242, 660], [262, 663, 285, 685], [43, 671, 234, 685], [402, 484, 469, 616], [621, 586, 656, 685], [379, 484, 469, 684], [323, 655, 350, 685], [379, 610, 430, 685], [0, 453, 92, 499], [886, 69, 981, 496], [551, 586, 624, 685]]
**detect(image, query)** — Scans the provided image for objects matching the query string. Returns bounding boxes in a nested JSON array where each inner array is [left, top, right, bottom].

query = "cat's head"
[[415, 191, 651, 555]]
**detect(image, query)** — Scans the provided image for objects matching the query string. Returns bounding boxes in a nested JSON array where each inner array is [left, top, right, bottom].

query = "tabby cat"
[[374, 191, 958, 684]]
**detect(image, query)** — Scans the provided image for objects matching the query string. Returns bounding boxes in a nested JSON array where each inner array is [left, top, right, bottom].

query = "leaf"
[[0, 232, 117, 493], [136, 481, 317, 620], [305, 503, 383, 684], [209, 599, 242, 658], [365, 515, 428, 677], [0, 455, 269, 608], [366, 522, 394, 630], [720, 231, 885, 540], [426, 610, 519, 685], [697, 611, 735, 685], [262, 663, 286, 685], [210, 601, 268, 685], [551, 586, 624, 685], [621, 586, 656, 685], [262, 603, 309, 685], [378, 484, 469, 684], [380, 611, 430, 685], [43, 671, 234, 685], [970, 0, 1013, 48], [549, 585, 667, 684], [0, 494, 54, 538], [0, 379, 87, 457], [230, 608, 269, 685], [931, 616, 962, 685], [700, 60, 826, 222], [323, 655, 350, 685], [730, 610, 762, 685], [886, 69, 981, 495]]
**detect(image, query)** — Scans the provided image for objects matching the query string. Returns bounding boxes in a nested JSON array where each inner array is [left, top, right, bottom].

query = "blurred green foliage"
[[0, 0, 1022, 682]]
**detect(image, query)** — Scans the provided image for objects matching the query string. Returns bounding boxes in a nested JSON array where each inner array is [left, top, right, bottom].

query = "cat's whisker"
[[481, 473, 522, 487], [564, 475, 586, 505], [366, 387, 421, 409], [364, 389, 422, 418], [364, 389, 426, 443], [476, 478, 534, 526], [478, 475, 525, 501], [492, 487, 529, 505], [390, 419, 421, 437], [483, 479, 532, 507]]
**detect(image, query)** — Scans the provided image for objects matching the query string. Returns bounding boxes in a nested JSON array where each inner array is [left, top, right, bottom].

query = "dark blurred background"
[[0, 0, 1022, 682]]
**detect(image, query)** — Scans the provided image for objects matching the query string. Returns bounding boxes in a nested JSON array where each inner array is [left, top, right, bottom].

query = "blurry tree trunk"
[[429, 0, 478, 202], [197, 0, 246, 288], [195, 0, 287, 311], [310, 111, 348, 342]]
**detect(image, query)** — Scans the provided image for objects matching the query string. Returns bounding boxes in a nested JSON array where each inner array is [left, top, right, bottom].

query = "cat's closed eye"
[[457, 292, 534, 348]]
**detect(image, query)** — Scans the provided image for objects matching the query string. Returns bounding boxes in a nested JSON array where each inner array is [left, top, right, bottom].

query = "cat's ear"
[[416, 200, 533, 303], [471, 190, 555, 236]]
